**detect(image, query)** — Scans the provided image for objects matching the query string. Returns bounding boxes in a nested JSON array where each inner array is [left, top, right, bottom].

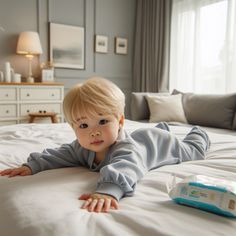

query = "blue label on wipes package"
[[168, 175, 236, 217]]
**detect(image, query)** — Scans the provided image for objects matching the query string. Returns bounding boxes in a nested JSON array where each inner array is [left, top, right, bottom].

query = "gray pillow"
[[131, 92, 169, 120], [233, 113, 236, 130], [172, 89, 236, 129]]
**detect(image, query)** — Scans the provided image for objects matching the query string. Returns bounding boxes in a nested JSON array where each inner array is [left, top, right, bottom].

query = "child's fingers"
[[95, 199, 105, 213], [0, 169, 8, 175], [8, 169, 23, 177], [8, 171, 19, 177], [81, 198, 92, 209], [111, 199, 119, 210], [88, 199, 98, 212], [103, 198, 112, 212], [0, 169, 14, 176], [79, 193, 119, 213]]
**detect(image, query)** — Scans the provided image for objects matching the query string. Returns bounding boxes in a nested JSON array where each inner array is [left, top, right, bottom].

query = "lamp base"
[[27, 77, 34, 83]]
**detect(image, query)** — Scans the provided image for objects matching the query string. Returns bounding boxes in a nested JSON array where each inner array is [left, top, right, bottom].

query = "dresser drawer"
[[20, 103, 61, 116], [0, 120, 17, 126], [0, 88, 17, 101], [0, 104, 17, 117], [20, 88, 62, 100]]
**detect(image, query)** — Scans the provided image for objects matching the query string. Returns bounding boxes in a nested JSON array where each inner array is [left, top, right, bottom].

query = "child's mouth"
[[91, 140, 104, 145]]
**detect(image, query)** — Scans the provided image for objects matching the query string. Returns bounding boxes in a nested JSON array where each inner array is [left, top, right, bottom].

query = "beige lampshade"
[[16, 31, 43, 55]]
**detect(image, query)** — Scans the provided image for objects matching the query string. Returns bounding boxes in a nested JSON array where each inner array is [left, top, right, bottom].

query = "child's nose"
[[90, 130, 101, 137]]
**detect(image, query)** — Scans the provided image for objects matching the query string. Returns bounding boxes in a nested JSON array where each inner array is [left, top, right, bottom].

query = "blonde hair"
[[63, 77, 125, 127]]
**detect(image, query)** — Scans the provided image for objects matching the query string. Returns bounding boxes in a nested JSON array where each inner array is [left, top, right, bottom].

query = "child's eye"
[[79, 123, 88, 129], [99, 119, 108, 125]]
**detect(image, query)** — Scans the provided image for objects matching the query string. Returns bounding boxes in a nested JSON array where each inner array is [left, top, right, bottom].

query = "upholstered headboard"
[[131, 91, 236, 130]]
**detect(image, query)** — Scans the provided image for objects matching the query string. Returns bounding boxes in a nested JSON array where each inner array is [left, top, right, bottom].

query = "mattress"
[[0, 120, 235, 236]]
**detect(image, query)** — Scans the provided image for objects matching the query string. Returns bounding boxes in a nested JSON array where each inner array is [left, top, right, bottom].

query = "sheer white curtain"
[[169, 0, 236, 94]]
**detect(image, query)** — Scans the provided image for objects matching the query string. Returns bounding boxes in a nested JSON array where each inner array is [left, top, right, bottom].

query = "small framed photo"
[[41, 69, 54, 82], [95, 35, 108, 53], [115, 37, 128, 55]]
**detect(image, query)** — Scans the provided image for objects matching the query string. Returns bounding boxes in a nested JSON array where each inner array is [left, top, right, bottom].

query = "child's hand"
[[0, 166, 32, 177], [79, 193, 119, 213]]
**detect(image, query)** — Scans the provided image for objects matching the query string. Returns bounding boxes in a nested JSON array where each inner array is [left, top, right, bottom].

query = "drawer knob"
[[51, 94, 55, 97], [26, 93, 30, 97], [6, 110, 9, 113], [27, 110, 30, 113], [5, 94, 9, 97]]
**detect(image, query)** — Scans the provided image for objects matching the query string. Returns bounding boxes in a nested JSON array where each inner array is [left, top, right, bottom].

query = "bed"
[[0, 118, 236, 236]]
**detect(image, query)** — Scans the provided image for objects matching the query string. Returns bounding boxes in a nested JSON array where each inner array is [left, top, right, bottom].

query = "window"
[[170, 0, 236, 94]]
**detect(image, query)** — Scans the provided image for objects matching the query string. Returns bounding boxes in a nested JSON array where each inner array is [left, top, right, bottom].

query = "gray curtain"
[[133, 0, 172, 92]]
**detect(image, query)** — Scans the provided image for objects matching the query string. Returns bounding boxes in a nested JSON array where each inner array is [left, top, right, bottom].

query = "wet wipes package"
[[167, 175, 236, 217]]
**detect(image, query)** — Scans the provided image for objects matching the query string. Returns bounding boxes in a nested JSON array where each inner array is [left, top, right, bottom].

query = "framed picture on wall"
[[95, 35, 108, 53], [49, 23, 84, 69], [115, 37, 128, 55]]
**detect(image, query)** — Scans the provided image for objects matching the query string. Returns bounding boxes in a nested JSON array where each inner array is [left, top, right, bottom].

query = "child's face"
[[75, 113, 123, 155]]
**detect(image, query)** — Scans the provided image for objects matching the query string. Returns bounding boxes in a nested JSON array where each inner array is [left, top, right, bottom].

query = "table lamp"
[[16, 31, 43, 83]]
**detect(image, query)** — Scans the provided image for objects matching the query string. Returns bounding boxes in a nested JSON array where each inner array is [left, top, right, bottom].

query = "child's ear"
[[119, 115, 125, 127]]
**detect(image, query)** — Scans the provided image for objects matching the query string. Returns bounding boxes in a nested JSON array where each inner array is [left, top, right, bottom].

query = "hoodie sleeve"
[[23, 140, 86, 174], [95, 145, 147, 201]]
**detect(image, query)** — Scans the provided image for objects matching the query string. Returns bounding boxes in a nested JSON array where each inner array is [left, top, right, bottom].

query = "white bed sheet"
[[0, 120, 235, 236]]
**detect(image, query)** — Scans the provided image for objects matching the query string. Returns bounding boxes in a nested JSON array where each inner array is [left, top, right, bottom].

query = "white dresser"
[[0, 82, 64, 126]]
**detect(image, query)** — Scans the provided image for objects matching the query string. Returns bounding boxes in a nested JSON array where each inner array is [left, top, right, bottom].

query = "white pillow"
[[145, 94, 187, 123]]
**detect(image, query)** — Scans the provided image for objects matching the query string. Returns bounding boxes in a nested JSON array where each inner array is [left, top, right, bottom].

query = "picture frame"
[[41, 69, 54, 83], [95, 35, 108, 53], [115, 37, 128, 55], [49, 23, 84, 69]]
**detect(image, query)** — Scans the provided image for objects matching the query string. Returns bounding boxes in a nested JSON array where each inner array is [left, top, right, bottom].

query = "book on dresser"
[[0, 82, 64, 126]]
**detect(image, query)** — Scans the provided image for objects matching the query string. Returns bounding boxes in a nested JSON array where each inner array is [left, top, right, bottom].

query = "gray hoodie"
[[24, 124, 210, 201]]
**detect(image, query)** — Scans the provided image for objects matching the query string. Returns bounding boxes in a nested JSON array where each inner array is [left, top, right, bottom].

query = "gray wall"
[[0, 0, 136, 117]]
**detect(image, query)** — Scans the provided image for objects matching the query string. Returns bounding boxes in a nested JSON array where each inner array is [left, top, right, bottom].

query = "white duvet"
[[0, 120, 235, 236]]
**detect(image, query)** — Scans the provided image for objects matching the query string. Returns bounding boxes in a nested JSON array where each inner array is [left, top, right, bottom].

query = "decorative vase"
[[4, 62, 14, 83]]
